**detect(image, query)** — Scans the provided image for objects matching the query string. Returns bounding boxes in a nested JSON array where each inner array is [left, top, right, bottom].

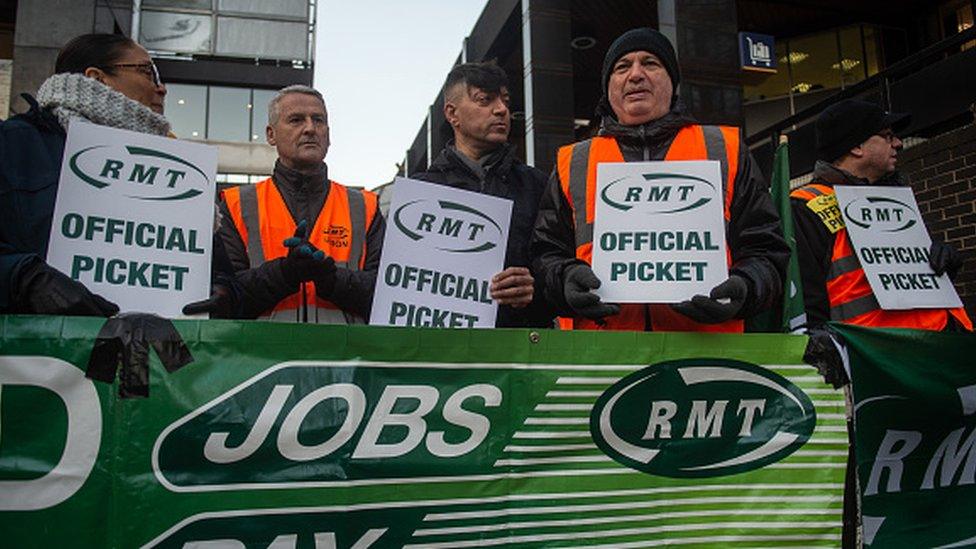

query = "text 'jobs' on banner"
[[45, 122, 218, 318], [370, 177, 512, 328], [592, 161, 728, 303], [835, 185, 962, 310]]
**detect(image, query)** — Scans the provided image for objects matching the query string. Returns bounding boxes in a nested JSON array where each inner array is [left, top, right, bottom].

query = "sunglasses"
[[105, 62, 162, 87]]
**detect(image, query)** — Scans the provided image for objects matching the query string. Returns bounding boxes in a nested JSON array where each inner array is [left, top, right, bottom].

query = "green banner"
[[0, 316, 845, 547], [839, 324, 976, 547]]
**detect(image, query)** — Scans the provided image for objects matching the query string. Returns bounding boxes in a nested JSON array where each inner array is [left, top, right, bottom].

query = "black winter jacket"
[[218, 160, 385, 320], [413, 143, 554, 328], [531, 110, 789, 326], [0, 97, 66, 311]]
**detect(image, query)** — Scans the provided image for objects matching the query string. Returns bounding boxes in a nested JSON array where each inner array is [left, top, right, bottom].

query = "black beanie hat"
[[601, 27, 680, 95], [816, 99, 911, 162]]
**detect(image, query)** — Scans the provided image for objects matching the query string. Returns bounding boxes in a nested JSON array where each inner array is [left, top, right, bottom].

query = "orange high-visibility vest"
[[223, 177, 377, 323], [556, 124, 744, 332], [791, 182, 972, 331]]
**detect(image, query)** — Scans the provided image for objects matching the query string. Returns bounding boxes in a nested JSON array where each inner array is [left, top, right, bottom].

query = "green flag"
[[773, 138, 807, 332], [747, 138, 806, 332]]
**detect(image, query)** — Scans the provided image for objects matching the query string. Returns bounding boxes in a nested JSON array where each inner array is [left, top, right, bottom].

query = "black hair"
[[55, 33, 137, 75], [445, 61, 509, 96]]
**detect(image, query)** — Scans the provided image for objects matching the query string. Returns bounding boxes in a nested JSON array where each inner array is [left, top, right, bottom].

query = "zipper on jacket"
[[641, 125, 650, 161]]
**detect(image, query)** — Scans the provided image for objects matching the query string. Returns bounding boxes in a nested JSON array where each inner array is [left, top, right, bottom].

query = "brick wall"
[[902, 120, 976, 317]]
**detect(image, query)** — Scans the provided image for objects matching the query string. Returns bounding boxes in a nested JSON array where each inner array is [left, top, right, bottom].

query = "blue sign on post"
[[739, 32, 777, 73]]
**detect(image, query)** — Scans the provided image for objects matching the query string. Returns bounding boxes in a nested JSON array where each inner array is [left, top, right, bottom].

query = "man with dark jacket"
[[791, 99, 972, 331], [413, 62, 552, 328], [531, 27, 788, 331], [213, 85, 384, 323]]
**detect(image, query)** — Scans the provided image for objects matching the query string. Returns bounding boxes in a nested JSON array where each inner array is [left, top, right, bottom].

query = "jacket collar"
[[430, 141, 516, 183], [813, 160, 871, 186], [273, 159, 329, 193], [597, 104, 696, 152]]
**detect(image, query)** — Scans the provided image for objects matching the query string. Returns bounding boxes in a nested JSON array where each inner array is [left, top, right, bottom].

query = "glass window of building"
[[215, 17, 308, 60], [863, 26, 881, 77], [208, 86, 251, 142], [218, 0, 307, 17], [787, 32, 841, 95], [837, 26, 867, 88], [143, 0, 211, 8], [743, 42, 791, 102], [165, 83, 207, 139], [139, 11, 212, 54], [251, 89, 276, 142]]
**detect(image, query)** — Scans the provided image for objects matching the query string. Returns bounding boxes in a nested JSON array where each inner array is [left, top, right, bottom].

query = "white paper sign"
[[46, 122, 217, 318], [370, 177, 512, 328], [835, 185, 962, 309], [592, 161, 728, 302]]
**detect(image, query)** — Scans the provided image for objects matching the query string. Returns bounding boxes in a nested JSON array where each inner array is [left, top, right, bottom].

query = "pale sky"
[[314, 1, 488, 189]]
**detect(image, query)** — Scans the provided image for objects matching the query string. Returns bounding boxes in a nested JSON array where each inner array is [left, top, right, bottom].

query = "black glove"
[[13, 257, 119, 316], [930, 240, 964, 280], [671, 275, 748, 324], [804, 326, 848, 389], [280, 220, 336, 292], [563, 264, 620, 320], [182, 284, 238, 317]]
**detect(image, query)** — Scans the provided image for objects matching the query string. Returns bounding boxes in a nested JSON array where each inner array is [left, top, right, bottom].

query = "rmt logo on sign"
[[844, 196, 918, 232], [393, 199, 502, 253], [590, 359, 816, 478], [69, 144, 209, 201], [600, 172, 716, 214]]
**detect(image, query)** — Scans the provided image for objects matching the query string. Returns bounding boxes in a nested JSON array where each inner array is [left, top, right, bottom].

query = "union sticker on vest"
[[591, 160, 728, 303], [805, 193, 845, 234], [835, 185, 962, 310]]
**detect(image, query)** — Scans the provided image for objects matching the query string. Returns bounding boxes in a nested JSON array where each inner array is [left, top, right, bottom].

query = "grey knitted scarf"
[[36, 73, 171, 136]]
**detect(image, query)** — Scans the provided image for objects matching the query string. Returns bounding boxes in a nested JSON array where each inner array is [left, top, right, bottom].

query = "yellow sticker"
[[806, 194, 845, 234]]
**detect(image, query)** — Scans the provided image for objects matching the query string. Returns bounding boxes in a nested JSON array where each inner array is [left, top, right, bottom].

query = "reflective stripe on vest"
[[224, 177, 377, 324], [792, 182, 973, 331], [557, 125, 744, 332]]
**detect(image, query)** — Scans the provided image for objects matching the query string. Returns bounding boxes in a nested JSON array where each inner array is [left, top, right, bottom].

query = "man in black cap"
[[790, 99, 972, 331], [531, 27, 788, 331], [413, 61, 553, 328]]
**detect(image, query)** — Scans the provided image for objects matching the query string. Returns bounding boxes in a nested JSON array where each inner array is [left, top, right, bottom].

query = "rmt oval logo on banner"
[[69, 144, 210, 201], [393, 199, 502, 253], [590, 359, 816, 478], [600, 171, 716, 214], [843, 196, 918, 232]]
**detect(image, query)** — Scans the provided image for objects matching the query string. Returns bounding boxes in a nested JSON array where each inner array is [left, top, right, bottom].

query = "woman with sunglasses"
[[0, 33, 172, 315]]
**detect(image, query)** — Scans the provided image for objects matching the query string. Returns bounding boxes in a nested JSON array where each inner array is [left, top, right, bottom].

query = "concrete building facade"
[[3, 0, 316, 184]]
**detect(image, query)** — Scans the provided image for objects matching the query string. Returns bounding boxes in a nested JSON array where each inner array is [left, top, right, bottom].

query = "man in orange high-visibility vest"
[[531, 28, 788, 331], [791, 99, 972, 332], [210, 85, 384, 323]]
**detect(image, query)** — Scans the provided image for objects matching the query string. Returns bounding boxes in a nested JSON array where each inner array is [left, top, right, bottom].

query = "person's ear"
[[83, 66, 108, 84], [849, 144, 864, 159], [444, 102, 459, 128], [266, 124, 276, 146]]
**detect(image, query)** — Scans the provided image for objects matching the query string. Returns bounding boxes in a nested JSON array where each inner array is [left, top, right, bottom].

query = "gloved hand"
[[671, 275, 748, 324], [930, 240, 964, 280], [803, 326, 848, 388], [182, 284, 238, 317], [563, 264, 620, 320], [281, 219, 337, 295], [14, 257, 119, 316]]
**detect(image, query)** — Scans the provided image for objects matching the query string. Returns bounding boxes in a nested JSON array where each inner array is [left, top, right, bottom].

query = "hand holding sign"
[[671, 275, 748, 324], [490, 267, 534, 308], [929, 240, 964, 280], [564, 264, 620, 320], [15, 257, 119, 317]]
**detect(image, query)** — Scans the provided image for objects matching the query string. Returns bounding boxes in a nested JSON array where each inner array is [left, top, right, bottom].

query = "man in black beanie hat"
[[531, 27, 788, 332], [790, 99, 972, 331]]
